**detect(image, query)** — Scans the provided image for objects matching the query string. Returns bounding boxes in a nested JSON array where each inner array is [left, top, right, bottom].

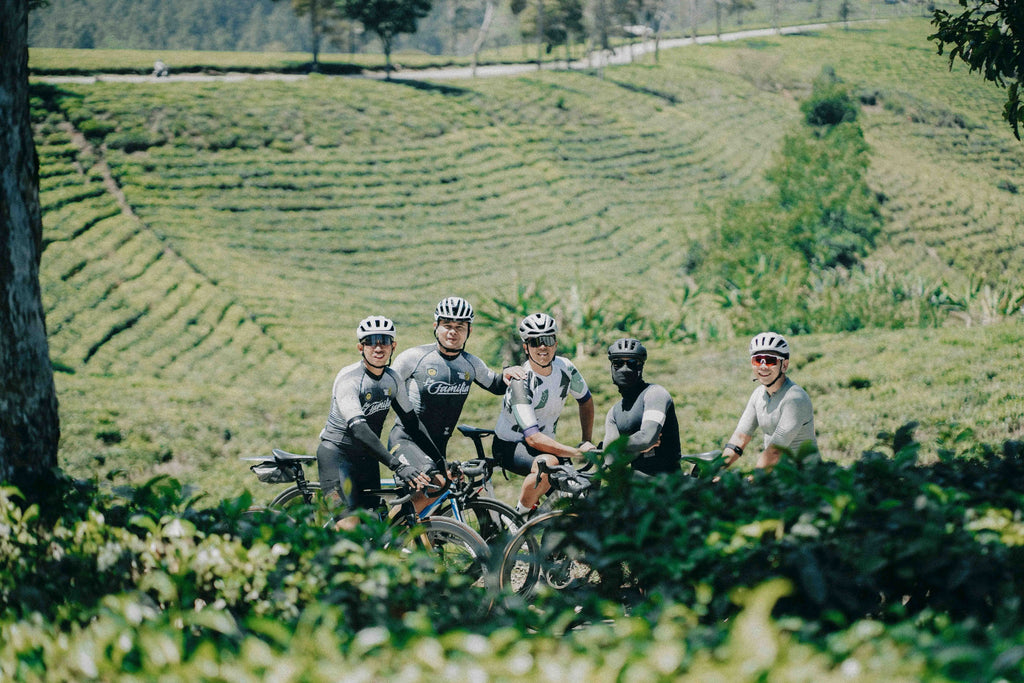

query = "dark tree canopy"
[[931, 0, 1024, 139], [341, 0, 433, 76]]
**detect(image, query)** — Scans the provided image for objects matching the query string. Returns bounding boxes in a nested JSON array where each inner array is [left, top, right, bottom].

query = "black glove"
[[394, 462, 428, 486]]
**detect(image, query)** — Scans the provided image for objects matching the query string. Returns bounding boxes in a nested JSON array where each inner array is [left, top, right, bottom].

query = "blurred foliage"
[[5, 431, 1024, 679]]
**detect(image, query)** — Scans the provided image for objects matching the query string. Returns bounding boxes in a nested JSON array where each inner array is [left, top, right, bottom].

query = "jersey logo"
[[425, 381, 471, 396], [535, 389, 550, 410], [427, 368, 437, 376], [362, 398, 392, 416]]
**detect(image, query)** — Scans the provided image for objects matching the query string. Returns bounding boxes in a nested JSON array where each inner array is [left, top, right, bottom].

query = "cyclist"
[[722, 331, 817, 472], [602, 338, 682, 475], [316, 316, 443, 516], [387, 296, 524, 468], [493, 312, 596, 514]]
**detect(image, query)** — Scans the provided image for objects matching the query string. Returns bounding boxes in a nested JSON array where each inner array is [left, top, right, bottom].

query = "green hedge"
[[4, 428, 1024, 679]]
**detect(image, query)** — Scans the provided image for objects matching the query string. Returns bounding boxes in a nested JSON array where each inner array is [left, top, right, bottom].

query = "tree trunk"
[[471, 0, 496, 77], [309, 0, 321, 70], [0, 0, 61, 486]]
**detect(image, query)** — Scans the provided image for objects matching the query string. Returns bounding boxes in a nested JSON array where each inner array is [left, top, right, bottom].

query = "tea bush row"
[[6, 429, 1024, 679]]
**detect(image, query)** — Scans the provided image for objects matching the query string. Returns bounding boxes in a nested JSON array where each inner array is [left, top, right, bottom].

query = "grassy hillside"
[[30, 18, 1024, 503]]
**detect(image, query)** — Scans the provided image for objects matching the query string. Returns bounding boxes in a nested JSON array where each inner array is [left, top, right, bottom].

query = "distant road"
[[37, 23, 833, 85]]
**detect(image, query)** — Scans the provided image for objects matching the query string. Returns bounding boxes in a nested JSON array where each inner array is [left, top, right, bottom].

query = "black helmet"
[[607, 338, 647, 361]]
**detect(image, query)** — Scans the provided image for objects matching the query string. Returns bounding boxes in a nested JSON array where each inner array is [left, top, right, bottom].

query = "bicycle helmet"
[[433, 296, 474, 322], [607, 338, 647, 361], [518, 312, 558, 341], [749, 331, 790, 358], [356, 315, 396, 342]]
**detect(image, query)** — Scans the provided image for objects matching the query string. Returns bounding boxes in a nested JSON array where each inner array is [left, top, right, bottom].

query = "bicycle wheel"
[[264, 481, 328, 525], [498, 511, 596, 598], [438, 497, 525, 547], [408, 516, 492, 587]]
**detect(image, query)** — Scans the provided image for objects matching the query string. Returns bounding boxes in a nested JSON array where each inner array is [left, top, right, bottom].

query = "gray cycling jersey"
[[495, 356, 590, 442], [604, 383, 681, 474], [736, 377, 817, 452], [320, 361, 413, 453], [389, 344, 505, 450]]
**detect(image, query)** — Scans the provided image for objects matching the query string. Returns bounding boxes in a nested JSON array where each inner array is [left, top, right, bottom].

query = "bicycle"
[[497, 448, 723, 599], [497, 458, 598, 598], [242, 449, 491, 583]]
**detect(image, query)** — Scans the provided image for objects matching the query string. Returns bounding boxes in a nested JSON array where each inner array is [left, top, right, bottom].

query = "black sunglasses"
[[361, 334, 394, 347], [526, 335, 557, 348], [610, 358, 643, 370]]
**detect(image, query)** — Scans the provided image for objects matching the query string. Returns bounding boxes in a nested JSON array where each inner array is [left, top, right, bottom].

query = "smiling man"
[[387, 297, 520, 468], [722, 332, 818, 472], [493, 312, 596, 514], [316, 316, 442, 513]]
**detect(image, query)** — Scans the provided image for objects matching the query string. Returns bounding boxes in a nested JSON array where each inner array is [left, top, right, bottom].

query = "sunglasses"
[[610, 358, 643, 370], [362, 334, 394, 347], [751, 354, 782, 366], [526, 335, 557, 348]]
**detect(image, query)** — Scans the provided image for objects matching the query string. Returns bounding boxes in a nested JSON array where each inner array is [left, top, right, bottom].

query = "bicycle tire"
[[265, 481, 330, 525], [498, 511, 596, 598], [408, 516, 492, 588], [436, 496, 525, 547]]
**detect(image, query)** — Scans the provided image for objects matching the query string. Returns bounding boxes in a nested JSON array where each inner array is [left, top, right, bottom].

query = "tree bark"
[[0, 0, 61, 486]]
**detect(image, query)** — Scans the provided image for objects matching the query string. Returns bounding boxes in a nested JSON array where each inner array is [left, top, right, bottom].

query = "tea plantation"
[[8, 14, 1024, 680]]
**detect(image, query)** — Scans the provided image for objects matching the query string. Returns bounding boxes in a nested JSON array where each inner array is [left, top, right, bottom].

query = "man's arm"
[[722, 430, 754, 468], [577, 394, 595, 446]]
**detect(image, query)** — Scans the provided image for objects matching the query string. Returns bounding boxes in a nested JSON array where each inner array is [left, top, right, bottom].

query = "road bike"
[[242, 449, 491, 583], [496, 448, 724, 599], [496, 458, 598, 598]]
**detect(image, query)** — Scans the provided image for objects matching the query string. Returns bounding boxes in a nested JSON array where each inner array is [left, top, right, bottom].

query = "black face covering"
[[611, 361, 644, 390]]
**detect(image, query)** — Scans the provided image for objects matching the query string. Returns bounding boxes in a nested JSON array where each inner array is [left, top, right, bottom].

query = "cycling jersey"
[[495, 356, 591, 442], [318, 361, 439, 509], [604, 382, 681, 475], [736, 376, 817, 452], [388, 344, 506, 455]]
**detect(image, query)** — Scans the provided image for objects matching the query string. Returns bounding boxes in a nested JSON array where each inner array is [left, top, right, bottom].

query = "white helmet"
[[356, 316, 396, 341], [518, 313, 557, 341], [434, 296, 474, 322], [749, 331, 790, 358]]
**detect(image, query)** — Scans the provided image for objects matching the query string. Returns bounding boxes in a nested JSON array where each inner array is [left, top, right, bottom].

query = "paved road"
[[37, 23, 832, 85]]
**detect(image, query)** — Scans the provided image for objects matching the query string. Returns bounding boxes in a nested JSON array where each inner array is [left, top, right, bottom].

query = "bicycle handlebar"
[[535, 459, 593, 494]]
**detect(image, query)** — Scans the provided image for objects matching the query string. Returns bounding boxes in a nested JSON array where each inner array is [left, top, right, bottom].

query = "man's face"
[[435, 319, 469, 352], [524, 335, 556, 368], [360, 334, 395, 367], [610, 357, 643, 388], [751, 353, 787, 386]]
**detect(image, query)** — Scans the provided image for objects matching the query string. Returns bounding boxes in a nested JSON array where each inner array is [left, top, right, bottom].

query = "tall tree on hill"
[[272, 0, 348, 70], [341, 0, 433, 78], [1, 0, 61, 488], [931, 0, 1024, 139]]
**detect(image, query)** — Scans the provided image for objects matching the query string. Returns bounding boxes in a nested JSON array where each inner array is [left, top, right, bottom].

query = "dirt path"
[[36, 23, 833, 85]]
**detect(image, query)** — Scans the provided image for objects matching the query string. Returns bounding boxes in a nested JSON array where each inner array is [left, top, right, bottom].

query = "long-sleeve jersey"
[[736, 377, 817, 452], [319, 361, 438, 469], [495, 356, 591, 442], [390, 344, 506, 451]]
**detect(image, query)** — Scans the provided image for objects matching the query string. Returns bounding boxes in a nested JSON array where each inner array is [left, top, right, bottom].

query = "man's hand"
[[503, 366, 527, 382], [395, 463, 432, 490]]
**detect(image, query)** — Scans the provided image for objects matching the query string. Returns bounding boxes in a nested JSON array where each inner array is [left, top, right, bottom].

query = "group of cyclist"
[[316, 296, 818, 516]]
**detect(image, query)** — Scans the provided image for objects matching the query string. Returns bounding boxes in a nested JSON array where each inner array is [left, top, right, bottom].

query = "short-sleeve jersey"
[[736, 377, 817, 452], [390, 344, 505, 448], [604, 383, 681, 474], [319, 362, 410, 451], [495, 356, 590, 442]]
